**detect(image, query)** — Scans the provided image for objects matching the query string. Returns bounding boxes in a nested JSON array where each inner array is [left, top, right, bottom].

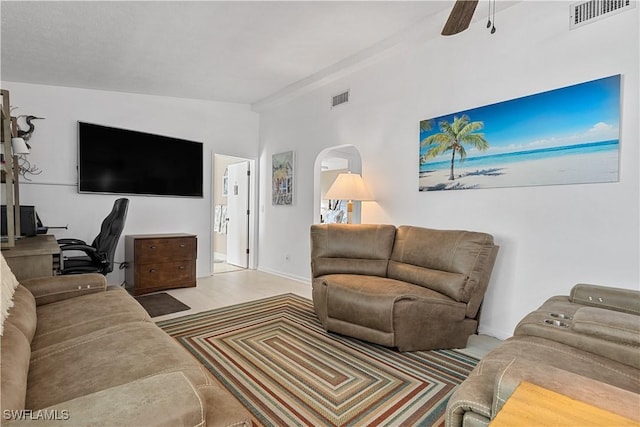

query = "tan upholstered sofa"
[[310, 224, 499, 351], [0, 254, 252, 426], [446, 283, 640, 427]]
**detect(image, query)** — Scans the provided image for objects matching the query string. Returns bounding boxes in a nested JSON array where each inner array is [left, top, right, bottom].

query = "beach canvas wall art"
[[419, 75, 621, 191], [272, 151, 294, 205]]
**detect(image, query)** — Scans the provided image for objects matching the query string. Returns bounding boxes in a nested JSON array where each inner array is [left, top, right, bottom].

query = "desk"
[[490, 381, 638, 426], [1, 234, 61, 280]]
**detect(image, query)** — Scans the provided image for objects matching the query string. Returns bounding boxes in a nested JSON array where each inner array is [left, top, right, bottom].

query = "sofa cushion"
[[493, 358, 640, 422], [323, 274, 461, 332], [387, 260, 468, 302], [572, 306, 640, 346], [310, 224, 396, 278], [0, 322, 31, 412], [492, 335, 640, 392], [26, 321, 211, 410], [514, 297, 640, 369], [389, 226, 497, 318], [32, 372, 209, 427], [31, 286, 151, 351]]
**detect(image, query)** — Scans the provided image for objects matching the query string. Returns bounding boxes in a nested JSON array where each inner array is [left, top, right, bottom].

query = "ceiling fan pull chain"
[[490, 0, 497, 34], [486, 0, 492, 28]]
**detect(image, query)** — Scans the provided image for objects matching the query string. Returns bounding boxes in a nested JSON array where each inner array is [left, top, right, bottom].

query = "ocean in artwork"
[[419, 140, 619, 191], [420, 140, 618, 173]]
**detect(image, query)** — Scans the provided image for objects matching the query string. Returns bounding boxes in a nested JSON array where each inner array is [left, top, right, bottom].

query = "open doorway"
[[313, 145, 363, 224], [212, 154, 256, 274]]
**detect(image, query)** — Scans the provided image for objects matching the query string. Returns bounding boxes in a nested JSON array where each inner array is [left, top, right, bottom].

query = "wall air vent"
[[331, 90, 349, 108], [570, 0, 635, 29]]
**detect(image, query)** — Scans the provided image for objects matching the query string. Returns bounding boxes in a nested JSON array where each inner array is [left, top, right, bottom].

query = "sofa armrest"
[[2, 372, 207, 427], [20, 274, 107, 306], [493, 358, 640, 422], [446, 358, 501, 427], [570, 284, 640, 315]]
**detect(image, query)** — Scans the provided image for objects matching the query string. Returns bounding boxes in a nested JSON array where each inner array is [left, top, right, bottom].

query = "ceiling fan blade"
[[441, 0, 479, 36]]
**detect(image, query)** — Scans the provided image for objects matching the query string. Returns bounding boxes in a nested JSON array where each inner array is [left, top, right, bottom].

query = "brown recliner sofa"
[[446, 283, 640, 427], [310, 224, 499, 351], [0, 254, 252, 426]]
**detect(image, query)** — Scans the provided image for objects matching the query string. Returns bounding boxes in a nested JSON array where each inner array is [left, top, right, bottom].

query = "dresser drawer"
[[135, 237, 195, 264], [134, 260, 195, 289]]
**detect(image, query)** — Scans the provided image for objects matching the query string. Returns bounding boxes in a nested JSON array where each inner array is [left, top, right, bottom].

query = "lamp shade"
[[11, 138, 29, 155], [325, 172, 373, 201]]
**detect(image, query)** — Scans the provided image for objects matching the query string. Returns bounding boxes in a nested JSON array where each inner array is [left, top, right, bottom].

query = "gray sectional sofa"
[[0, 253, 252, 426]]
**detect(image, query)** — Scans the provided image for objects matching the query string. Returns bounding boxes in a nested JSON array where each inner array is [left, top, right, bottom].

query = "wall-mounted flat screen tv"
[[78, 122, 203, 198]]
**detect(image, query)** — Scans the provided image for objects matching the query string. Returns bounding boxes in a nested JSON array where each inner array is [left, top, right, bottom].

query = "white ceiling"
[[1, 1, 458, 107]]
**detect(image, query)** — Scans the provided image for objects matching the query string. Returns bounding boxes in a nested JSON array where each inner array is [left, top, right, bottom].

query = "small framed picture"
[[272, 151, 294, 205]]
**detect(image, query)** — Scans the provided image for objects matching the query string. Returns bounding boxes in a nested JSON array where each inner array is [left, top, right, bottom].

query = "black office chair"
[[58, 198, 129, 275]]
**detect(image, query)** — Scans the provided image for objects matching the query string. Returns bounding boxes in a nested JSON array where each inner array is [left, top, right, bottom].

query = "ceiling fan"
[[441, 0, 485, 36]]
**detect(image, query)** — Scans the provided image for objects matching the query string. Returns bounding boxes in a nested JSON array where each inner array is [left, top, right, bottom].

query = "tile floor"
[[212, 260, 245, 274], [155, 268, 312, 322], [155, 268, 502, 358]]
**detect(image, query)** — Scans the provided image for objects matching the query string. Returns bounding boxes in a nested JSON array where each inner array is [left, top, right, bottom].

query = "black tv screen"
[[78, 122, 203, 198]]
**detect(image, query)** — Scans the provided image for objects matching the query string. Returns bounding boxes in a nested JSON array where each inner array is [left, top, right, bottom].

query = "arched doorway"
[[313, 145, 363, 224]]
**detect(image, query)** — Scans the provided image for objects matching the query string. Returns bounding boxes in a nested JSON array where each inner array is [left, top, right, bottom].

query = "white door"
[[226, 161, 249, 268]]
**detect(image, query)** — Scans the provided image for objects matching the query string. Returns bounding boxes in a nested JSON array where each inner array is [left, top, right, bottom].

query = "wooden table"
[[1, 234, 61, 280], [490, 381, 638, 426]]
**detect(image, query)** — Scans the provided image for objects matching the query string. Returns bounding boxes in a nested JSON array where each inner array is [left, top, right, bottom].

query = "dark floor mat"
[[134, 292, 190, 318]]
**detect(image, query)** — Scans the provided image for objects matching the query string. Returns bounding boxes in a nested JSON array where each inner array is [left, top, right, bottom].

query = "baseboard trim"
[[257, 267, 311, 285]]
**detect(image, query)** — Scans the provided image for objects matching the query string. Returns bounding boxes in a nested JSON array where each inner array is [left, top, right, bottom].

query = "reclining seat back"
[[310, 224, 396, 278], [388, 226, 498, 319]]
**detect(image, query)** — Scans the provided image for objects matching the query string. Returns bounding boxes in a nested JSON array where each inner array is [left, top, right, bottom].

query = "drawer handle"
[[149, 246, 157, 249], [149, 269, 156, 273], [179, 244, 186, 248], [178, 266, 185, 270]]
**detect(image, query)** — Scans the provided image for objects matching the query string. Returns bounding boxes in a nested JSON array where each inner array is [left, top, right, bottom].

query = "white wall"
[[257, 2, 640, 339], [2, 82, 259, 285]]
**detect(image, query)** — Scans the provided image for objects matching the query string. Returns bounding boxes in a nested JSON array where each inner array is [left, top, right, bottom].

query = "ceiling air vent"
[[331, 90, 349, 108], [570, 0, 635, 29]]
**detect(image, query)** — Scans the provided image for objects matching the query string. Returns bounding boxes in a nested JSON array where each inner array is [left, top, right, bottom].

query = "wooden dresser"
[[125, 233, 197, 296]]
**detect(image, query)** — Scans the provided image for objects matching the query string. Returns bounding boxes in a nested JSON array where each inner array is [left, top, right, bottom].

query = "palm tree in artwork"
[[421, 115, 489, 181]]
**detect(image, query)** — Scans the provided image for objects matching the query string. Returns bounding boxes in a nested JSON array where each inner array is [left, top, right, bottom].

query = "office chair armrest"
[[21, 274, 107, 306], [59, 243, 107, 263], [58, 238, 87, 246], [59, 243, 95, 253]]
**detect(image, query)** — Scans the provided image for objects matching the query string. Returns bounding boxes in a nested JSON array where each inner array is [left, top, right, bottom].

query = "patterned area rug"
[[158, 294, 478, 426]]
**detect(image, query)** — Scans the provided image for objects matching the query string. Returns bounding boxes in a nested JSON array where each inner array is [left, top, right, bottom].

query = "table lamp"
[[325, 172, 373, 224]]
